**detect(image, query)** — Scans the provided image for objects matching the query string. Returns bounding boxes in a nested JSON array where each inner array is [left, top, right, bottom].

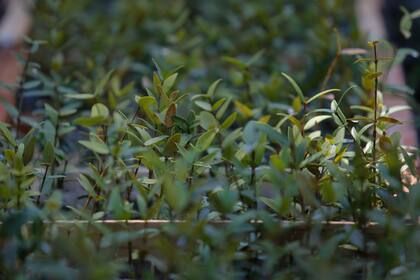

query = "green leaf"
[[244, 121, 288, 149], [23, 80, 41, 90], [164, 133, 181, 156], [107, 188, 127, 219], [377, 116, 402, 125], [220, 112, 237, 130], [23, 136, 36, 165], [246, 49, 265, 66], [163, 178, 188, 212], [79, 138, 109, 154], [320, 181, 336, 203], [260, 197, 280, 215], [44, 104, 59, 123], [94, 70, 114, 96], [304, 115, 331, 130], [194, 100, 212, 111], [162, 73, 178, 93], [306, 89, 340, 104], [270, 154, 285, 172], [196, 129, 217, 151], [222, 128, 242, 148], [74, 116, 107, 127], [388, 105, 411, 115], [212, 98, 226, 111], [222, 56, 248, 69], [43, 142, 55, 165], [144, 135, 169, 146], [78, 174, 96, 198], [210, 188, 238, 213], [292, 96, 302, 112], [281, 72, 305, 103], [136, 95, 160, 124], [400, 7, 413, 38], [0, 122, 16, 146], [216, 98, 231, 119], [234, 100, 253, 117], [207, 79, 222, 97], [137, 95, 157, 109], [91, 103, 109, 118], [64, 93, 95, 100], [199, 111, 218, 130]]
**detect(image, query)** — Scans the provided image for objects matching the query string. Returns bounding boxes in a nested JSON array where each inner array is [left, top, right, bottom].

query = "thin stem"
[[372, 41, 378, 191], [57, 160, 68, 189], [36, 165, 50, 206], [83, 167, 106, 209], [187, 164, 195, 189], [372, 42, 379, 177], [148, 169, 154, 189], [126, 160, 141, 201], [321, 29, 342, 91], [250, 151, 257, 210]]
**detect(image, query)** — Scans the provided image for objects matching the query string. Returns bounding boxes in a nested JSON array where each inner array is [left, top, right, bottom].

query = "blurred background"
[[0, 0, 419, 144]]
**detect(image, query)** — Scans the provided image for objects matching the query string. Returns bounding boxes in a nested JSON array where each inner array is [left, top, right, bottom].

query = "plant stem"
[[372, 42, 379, 168], [126, 160, 141, 201], [187, 160, 195, 189], [372, 41, 379, 188], [83, 167, 107, 209], [37, 164, 50, 206], [250, 151, 257, 210], [321, 29, 342, 90], [57, 160, 68, 189]]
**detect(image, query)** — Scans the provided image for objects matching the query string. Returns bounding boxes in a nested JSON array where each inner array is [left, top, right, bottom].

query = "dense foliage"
[[0, 0, 419, 279]]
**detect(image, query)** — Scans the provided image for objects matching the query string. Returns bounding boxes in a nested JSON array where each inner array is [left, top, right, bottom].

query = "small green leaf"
[[194, 100, 212, 111], [260, 197, 280, 215], [400, 7, 413, 38], [220, 112, 237, 130], [78, 174, 96, 198], [234, 100, 253, 117], [79, 139, 109, 154], [207, 79, 222, 97], [196, 129, 217, 151], [23, 80, 41, 90], [74, 116, 107, 127], [94, 70, 114, 96], [65, 93, 95, 100], [0, 122, 16, 146], [164, 133, 181, 156], [162, 73, 178, 93], [163, 178, 188, 212], [292, 96, 302, 113], [91, 103, 109, 118], [306, 89, 340, 104], [281, 72, 305, 103], [23, 136, 36, 165], [377, 116, 402, 124], [199, 111, 218, 130], [43, 142, 55, 165], [304, 115, 331, 130], [212, 98, 226, 111], [216, 97, 231, 119], [144, 135, 169, 146], [270, 154, 285, 172], [222, 56, 248, 69]]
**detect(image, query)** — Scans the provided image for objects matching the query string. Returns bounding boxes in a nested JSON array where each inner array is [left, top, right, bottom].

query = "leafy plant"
[[0, 1, 419, 279]]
